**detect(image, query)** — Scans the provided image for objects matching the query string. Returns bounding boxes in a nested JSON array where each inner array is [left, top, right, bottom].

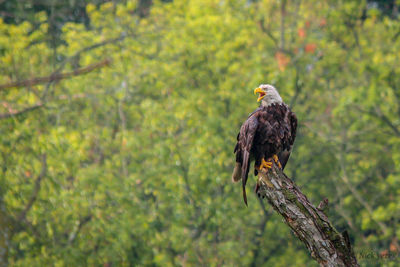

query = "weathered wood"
[[256, 163, 359, 267]]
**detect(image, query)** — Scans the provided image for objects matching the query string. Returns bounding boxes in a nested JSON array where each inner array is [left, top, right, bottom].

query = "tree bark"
[[256, 163, 359, 267]]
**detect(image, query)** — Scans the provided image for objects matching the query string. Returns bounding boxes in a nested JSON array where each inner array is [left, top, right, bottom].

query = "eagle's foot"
[[272, 154, 282, 169], [259, 158, 273, 172]]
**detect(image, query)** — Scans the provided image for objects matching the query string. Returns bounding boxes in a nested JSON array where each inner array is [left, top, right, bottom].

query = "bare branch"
[[256, 163, 359, 267], [0, 58, 111, 91], [317, 198, 329, 212], [0, 102, 44, 119]]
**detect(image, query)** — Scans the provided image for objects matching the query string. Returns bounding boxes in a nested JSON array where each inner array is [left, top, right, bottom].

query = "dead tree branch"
[[256, 163, 359, 267], [0, 58, 111, 91]]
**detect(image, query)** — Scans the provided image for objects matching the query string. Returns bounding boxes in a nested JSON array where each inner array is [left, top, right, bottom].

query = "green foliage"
[[1, 0, 400, 266]]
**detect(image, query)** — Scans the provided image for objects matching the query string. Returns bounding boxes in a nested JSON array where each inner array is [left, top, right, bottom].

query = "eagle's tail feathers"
[[242, 183, 248, 207], [242, 151, 250, 206]]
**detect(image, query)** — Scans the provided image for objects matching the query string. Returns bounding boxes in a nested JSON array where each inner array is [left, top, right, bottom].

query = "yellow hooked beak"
[[254, 87, 266, 102]]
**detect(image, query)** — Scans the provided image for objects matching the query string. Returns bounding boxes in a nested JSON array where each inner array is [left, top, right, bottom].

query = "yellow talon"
[[259, 158, 273, 171], [273, 154, 282, 169]]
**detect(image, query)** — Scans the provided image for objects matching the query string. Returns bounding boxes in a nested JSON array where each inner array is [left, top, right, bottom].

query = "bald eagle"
[[232, 84, 297, 206]]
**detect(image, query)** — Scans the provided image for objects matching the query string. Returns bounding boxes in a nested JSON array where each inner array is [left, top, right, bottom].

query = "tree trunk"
[[256, 163, 359, 267]]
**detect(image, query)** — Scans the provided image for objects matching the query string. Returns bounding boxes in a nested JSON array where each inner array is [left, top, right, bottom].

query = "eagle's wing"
[[233, 114, 258, 206], [279, 110, 297, 170]]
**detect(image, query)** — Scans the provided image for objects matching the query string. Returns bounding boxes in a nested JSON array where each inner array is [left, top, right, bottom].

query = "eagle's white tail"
[[231, 162, 242, 182]]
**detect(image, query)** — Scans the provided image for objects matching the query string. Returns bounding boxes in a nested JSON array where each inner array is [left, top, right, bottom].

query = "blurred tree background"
[[0, 0, 399, 266]]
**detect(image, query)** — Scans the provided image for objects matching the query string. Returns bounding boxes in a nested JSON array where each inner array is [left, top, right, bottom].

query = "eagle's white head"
[[254, 84, 283, 107]]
